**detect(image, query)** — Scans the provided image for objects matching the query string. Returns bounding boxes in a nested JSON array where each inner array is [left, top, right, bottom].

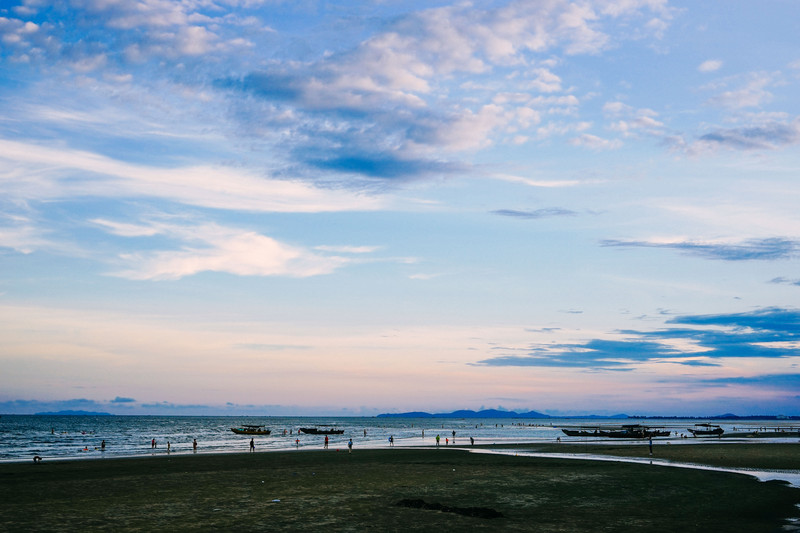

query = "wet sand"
[[1, 446, 797, 531]]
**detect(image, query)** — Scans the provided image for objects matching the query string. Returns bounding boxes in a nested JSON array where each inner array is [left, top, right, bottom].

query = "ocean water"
[[0, 415, 796, 463]]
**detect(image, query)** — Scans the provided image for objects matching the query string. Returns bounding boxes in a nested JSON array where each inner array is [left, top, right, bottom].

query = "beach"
[[1, 444, 798, 532]]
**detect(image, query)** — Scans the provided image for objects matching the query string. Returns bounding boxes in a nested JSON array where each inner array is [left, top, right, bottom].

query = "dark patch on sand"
[[395, 498, 504, 519]]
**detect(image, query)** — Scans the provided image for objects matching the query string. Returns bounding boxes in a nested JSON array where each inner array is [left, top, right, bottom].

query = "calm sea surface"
[[1, 415, 796, 463]]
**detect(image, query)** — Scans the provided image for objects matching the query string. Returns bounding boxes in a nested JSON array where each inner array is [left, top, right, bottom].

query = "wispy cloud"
[[490, 173, 584, 188], [600, 237, 799, 261], [704, 72, 776, 109], [770, 277, 800, 287], [695, 118, 800, 151], [699, 374, 800, 388], [111, 396, 136, 403], [569, 133, 623, 150], [477, 307, 800, 370], [98, 220, 358, 280], [0, 139, 381, 213], [492, 208, 578, 219]]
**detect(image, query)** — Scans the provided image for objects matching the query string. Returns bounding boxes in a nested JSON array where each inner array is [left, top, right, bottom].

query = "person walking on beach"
[[348, 438, 353, 453], [389, 435, 394, 447], [250, 438, 255, 452], [470, 436, 474, 446], [167, 441, 171, 453], [435, 434, 440, 447], [324, 435, 329, 449]]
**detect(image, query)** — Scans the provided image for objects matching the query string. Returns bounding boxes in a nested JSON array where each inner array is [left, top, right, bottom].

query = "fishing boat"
[[230, 425, 271, 435], [687, 423, 723, 437], [299, 427, 344, 435], [561, 424, 669, 439], [561, 428, 600, 437]]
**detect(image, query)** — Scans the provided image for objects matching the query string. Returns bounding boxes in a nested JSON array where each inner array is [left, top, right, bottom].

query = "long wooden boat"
[[687, 424, 723, 436], [561, 429, 599, 437], [299, 427, 344, 435], [231, 425, 271, 435], [561, 424, 670, 439]]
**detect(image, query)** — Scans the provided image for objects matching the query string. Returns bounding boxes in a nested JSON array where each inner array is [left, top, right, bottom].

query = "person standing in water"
[[249, 438, 255, 452], [348, 438, 353, 453]]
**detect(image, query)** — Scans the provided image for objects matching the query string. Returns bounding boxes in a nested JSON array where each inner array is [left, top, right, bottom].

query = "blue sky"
[[1, 0, 799, 416]]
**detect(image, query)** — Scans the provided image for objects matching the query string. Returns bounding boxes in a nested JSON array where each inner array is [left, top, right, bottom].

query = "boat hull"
[[299, 428, 344, 435], [231, 428, 271, 435]]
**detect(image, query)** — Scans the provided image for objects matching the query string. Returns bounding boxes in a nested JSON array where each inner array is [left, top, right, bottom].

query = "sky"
[[1, 0, 799, 417]]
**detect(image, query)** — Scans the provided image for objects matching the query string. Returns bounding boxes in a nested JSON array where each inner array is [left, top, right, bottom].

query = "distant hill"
[[378, 409, 551, 419], [34, 410, 112, 416], [637, 414, 800, 421], [377, 409, 634, 419]]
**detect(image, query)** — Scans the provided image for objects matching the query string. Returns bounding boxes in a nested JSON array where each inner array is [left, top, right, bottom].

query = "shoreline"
[[7, 435, 799, 465], [7, 440, 800, 490]]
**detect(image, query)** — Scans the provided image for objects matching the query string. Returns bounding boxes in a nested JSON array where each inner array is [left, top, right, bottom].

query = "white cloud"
[[314, 245, 382, 254], [602, 101, 633, 115], [698, 59, 722, 72], [705, 72, 774, 109], [603, 101, 664, 137], [0, 221, 47, 254], [491, 173, 583, 188], [91, 219, 162, 237], [569, 133, 623, 149], [103, 221, 353, 280]]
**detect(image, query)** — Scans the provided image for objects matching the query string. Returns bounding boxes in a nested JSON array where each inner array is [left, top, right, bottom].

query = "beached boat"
[[561, 424, 669, 439], [230, 425, 271, 435], [561, 429, 599, 437], [299, 427, 344, 435], [687, 424, 723, 437]]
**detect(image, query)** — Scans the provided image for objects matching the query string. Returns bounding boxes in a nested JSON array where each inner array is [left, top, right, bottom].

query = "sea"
[[1, 415, 797, 463]]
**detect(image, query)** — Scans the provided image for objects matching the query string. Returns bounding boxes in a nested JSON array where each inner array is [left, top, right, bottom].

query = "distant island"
[[34, 410, 112, 416], [378, 410, 800, 420], [377, 409, 627, 419]]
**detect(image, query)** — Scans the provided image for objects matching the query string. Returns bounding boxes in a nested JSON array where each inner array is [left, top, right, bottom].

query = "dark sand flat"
[[1, 446, 798, 531]]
